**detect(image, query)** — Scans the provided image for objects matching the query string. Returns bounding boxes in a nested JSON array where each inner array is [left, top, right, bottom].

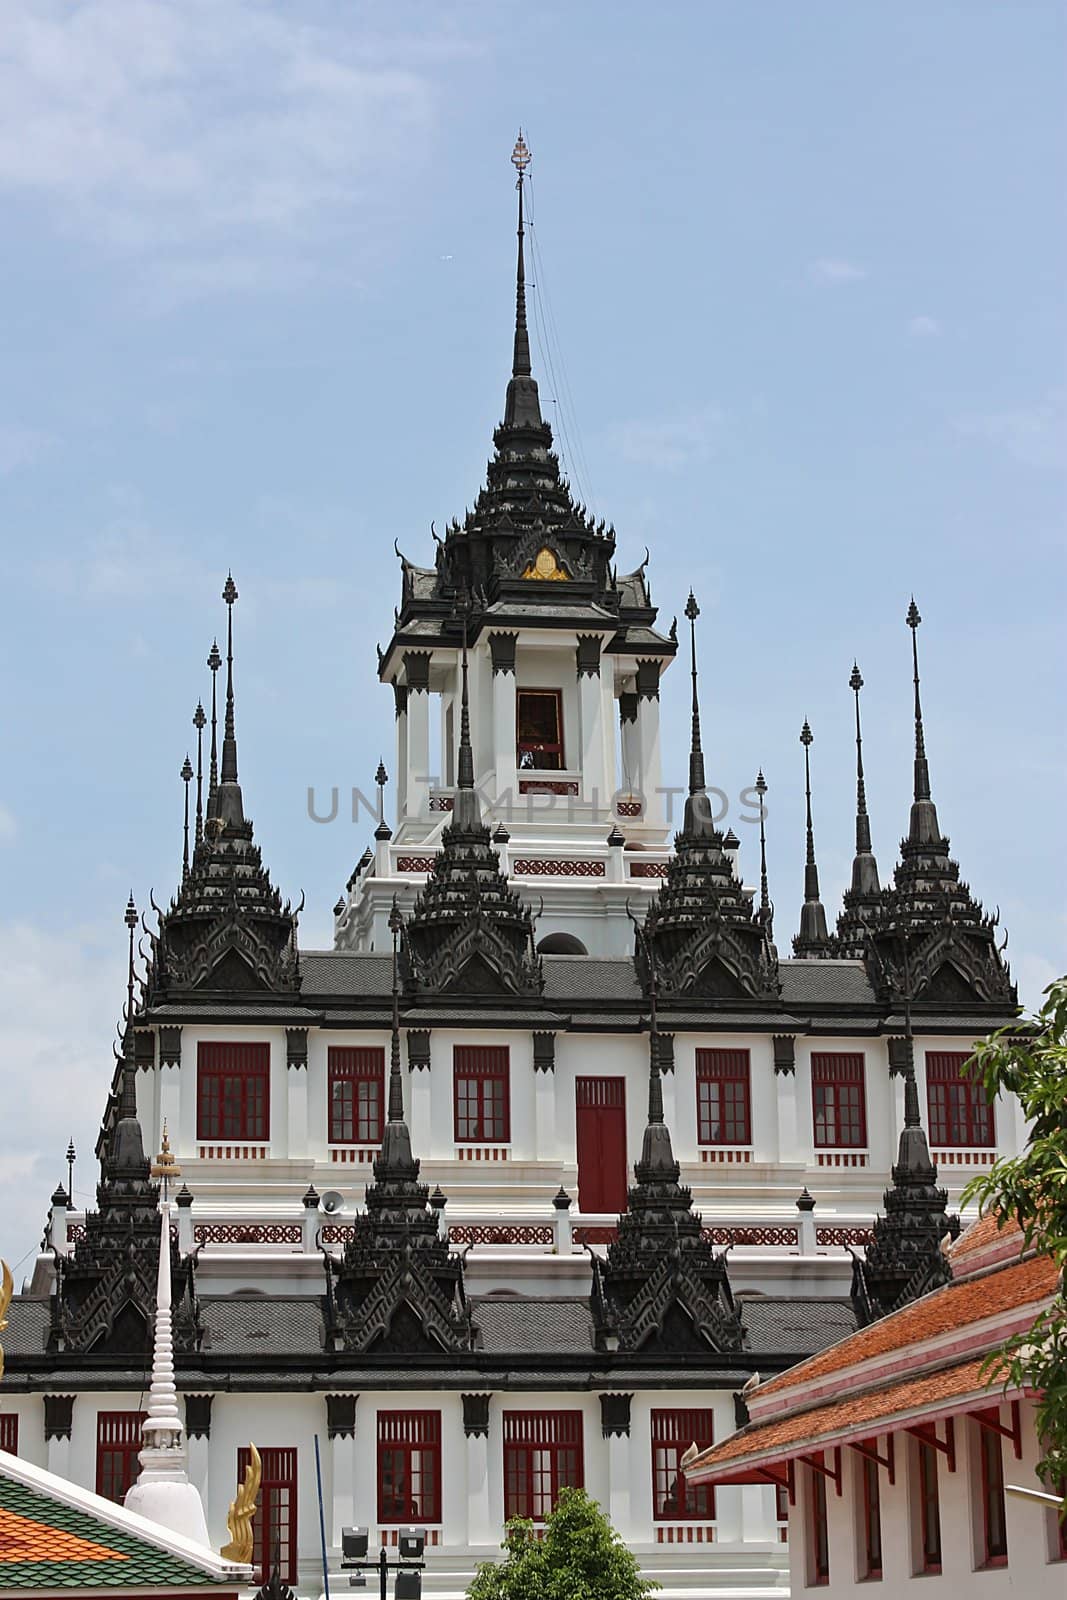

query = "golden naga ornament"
[[0, 1259, 12, 1386], [521, 547, 568, 582], [221, 1441, 261, 1562]]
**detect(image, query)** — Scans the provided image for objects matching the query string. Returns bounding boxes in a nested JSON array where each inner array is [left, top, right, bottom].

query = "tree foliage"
[[964, 976, 1067, 1494], [466, 1487, 658, 1600]]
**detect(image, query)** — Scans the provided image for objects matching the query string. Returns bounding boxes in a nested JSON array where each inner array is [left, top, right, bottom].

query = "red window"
[[575, 1077, 628, 1213], [917, 1440, 942, 1574], [197, 1042, 270, 1141], [0, 1415, 18, 1455], [503, 1411, 584, 1521], [926, 1053, 994, 1147], [808, 1460, 829, 1585], [377, 1411, 441, 1525], [651, 1409, 715, 1521], [517, 688, 565, 771], [96, 1412, 146, 1503], [328, 1047, 385, 1144], [811, 1053, 866, 1148], [239, 1445, 297, 1585], [454, 1046, 510, 1143], [977, 1420, 1008, 1566], [860, 1453, 883, 1579], [696, 1050, 752, 1145]]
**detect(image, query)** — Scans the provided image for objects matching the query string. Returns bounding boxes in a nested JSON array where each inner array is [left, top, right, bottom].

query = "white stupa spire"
[[124, 1126, 211, 1547]]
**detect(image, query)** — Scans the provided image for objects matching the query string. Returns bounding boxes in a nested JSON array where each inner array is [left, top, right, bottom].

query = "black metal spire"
[[192, 702, 205, 847], [503, 132, 543, 430], [755, 769, 772, 933], [680, 591, 717, 841], [378, 900, 413, 1172], [221, 573, 238, 785], [849, 664, 880, 896], [114, 894, 144, 1156], [793, 720, 831, 956], [180, 756, 193, 879], [374, 760, 392, 842], [906, 599, 942, 846], [452, 610, 482, 832], [206, 640, 221, 812]]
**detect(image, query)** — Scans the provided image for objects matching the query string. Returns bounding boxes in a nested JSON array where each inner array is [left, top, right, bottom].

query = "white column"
[[466, 1428, 493, 1547], [288, 1068, 308, 1161], [47, 1433, 72, 1482], [492, 662, 517, 815], [409, 1067, 433, 1157], [578, 660, 607, 808], [608, 1432, 631, 1530], [159, 1067, 181, 1151], [776, 1069, 802, 1164], [635, 686, 664, 827], [535, 1071, 557, 1161], [187, 1435, 210, 1522], [407, 689, 430, 820], [330, 1431, 356, 1548], [740, 1483, 774, 1542]]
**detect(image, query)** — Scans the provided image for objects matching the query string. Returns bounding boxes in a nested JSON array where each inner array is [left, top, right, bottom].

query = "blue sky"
[[1, 0, 1064, 1274]]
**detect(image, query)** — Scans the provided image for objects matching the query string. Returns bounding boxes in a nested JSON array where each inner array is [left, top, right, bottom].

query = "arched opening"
[[537, 932, 588, 956]]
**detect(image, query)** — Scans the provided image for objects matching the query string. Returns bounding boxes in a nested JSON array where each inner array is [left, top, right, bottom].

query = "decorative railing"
[[193, 1223, 302, 1246], [512, 858, 605, 877], [655, 1525, 716, 1545], [932, 1148, 996, 1167], [816, 1225, 874, 1248], [517, 778, 579, 797], [628, 861, 669, 878], [428, 793, 454, 812], [701, 1147, 753, 1165], [615, 799, 643, 817], [703, 1226, 799, 1248], [319, 1223, 356, 1244], [329, 1147, 377, 1165], [447, 1224, 554, 1247], [456, 1146, 510, 1162], [197, 1144, 269, 1161], [573, 1224, 618, 1245], [396, 856, 436, 873], [815, 1150, 868, 1169]]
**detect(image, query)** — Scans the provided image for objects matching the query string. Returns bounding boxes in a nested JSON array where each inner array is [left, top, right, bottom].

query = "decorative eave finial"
[[192, 701, 206, 847], [794, 721, 831, 956], [124, 892, 138, 1024], [180, 756, 193, 880], [119, 893, 140, 1120], [905, 597, 942, 847], [755, 769, 772, 932], [66, 1138, 76, 1203]]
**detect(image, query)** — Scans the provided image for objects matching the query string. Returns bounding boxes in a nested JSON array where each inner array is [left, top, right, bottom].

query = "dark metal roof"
[[739, 1296, 857, 1355], [472, 1296, 596, 1355]]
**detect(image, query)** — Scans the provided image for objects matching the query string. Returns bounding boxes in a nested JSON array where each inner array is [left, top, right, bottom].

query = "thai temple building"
[[0, 139, 1022, 1598]]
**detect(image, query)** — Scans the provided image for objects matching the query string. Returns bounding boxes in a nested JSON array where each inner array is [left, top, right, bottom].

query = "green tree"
[[964, 976, 1067, 1495], [466, 1487, 658, 1600]]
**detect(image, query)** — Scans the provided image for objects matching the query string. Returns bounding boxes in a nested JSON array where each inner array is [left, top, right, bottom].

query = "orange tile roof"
[[0, 1507, 128, 1562], [690, 1355, 999, 1480], [754, 1252, 1056, 1399], [947, 1212, 1023, 1261]]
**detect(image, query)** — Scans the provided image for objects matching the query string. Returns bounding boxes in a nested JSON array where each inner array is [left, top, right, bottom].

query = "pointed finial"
[[220, 574, 239, 786], [374, 759, 392, 842], [905, 597, 941, 845], [387, 899, 404, 1124], [684, 590, 706, 797], [206, 641, 221, 805], [794, 722, 831, 955], [180, 755, 193, 879], [504, 132, 542, 428], [66, 1138, 76, 1202], [192, 701, 206, 847], [847, 663, 880, 896], [125, 891, 138, 1019], [150, 1122, 182, 1201], [755, 769, 772, 930]]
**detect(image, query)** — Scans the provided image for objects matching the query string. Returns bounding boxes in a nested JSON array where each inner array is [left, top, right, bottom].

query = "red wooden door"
[[575, 1077, 628, 1213]]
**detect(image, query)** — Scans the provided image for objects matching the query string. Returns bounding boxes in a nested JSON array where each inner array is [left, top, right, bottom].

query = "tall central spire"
[[213, 574, 246, 831], [452, 606, 482, 832], [906, 598, 942, 847], [503, 132, 544, 430], [681, 591, 716, 841], [794, 720, 832, 956], [849, 664, 880, 895]]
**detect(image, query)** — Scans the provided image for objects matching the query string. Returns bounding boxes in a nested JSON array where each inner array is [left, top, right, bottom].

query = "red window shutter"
[[651, 1408, 715, 1521], [377, 1412, 442, 1524], [0, 1414, 18, 1455], [696, 1050, 752, 1145], [575, 1078, 628, 1213], [328, 1047, 385, 1144], [502, 1412, 584, 1521], [977, 1419, 1008, 1565], [811, 1053, 866, 1148], [96, 1412, 146, 1504], [197, 1042, 270, 1142], [809, 1461, 830, 1584], [918, 1441, 942, 1573], [925, 1052, 994, 1147], [238, 1446, 297, 1585], [453, 1047, 510, 1143]]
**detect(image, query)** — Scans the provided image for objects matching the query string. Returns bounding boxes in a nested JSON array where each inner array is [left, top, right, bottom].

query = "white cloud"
[[607, 408, 725, 470], [909, 315, 941, 338], [807, 258, 867, 286], [0, 0, 444, 298], [1013, 952, 1062, 1013], [954, 392, 1066, 470], [0, 806, 16, 842], [0, 424, 50, 473]]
